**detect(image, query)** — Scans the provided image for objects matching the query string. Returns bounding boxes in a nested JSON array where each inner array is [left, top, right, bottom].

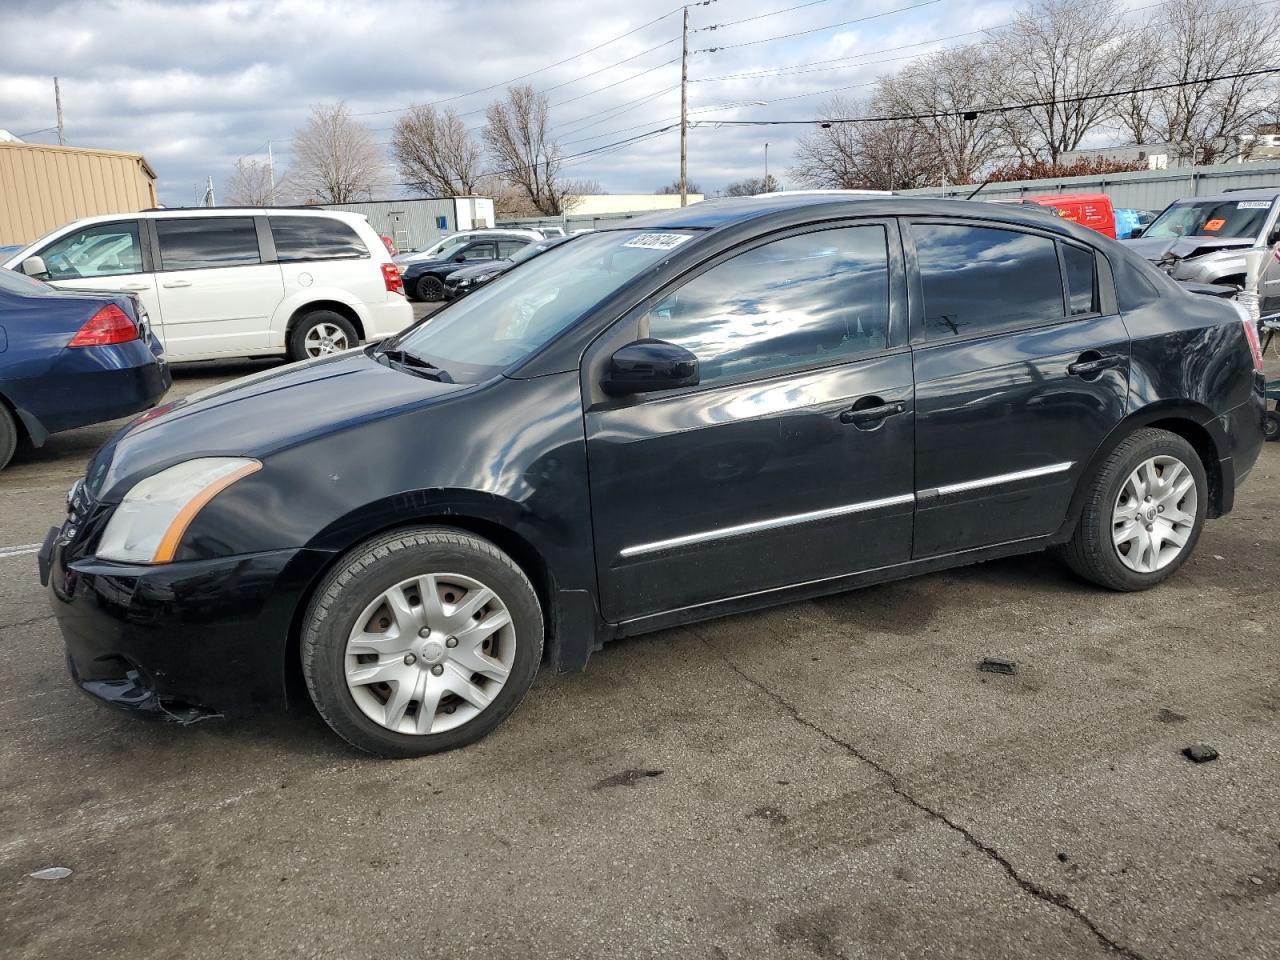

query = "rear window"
[[269, 216, 368, 262], [156, 218, 261, 271], [0, 268, 55, 296]]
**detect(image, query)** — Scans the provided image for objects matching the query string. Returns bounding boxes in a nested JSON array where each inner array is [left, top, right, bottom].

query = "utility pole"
[[54, 77, 65, 146], [679, 5, 689, 208], [267, 140, 276, 206], [764, 142, 769, 187]]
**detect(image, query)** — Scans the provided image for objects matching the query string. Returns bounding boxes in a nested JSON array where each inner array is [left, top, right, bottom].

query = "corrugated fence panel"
[[318, 199, 459, 252]]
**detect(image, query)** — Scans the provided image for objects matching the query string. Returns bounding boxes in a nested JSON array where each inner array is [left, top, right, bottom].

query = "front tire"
[[287, 310, 359, 362], [301, 527, 543, 758], [0, 405, 17, 472], [1265, 410, 1279, 442], [415, 275, 445, 302], [1061, 428, 1207, 591]]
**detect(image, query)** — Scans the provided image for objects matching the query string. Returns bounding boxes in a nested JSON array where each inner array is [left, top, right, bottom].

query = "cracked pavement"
[[2, 349, 1278, 960]]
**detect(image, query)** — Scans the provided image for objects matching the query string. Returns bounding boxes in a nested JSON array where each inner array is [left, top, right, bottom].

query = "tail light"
[[1240, 311, 1264, 372], [382, 262, 405, 296], [69, 304, 138, 347]]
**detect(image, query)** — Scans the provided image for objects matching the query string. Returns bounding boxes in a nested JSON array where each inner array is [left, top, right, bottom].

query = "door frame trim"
[[619, 493, 916, 559]]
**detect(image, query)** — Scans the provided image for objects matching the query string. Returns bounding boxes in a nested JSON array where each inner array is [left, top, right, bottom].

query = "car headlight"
[[97, 457, 262, 563], [457, 278, 473, 287]]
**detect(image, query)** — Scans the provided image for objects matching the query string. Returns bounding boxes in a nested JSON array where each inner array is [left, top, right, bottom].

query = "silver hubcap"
[[344, 573, 515, 735], [304, 322, 349, 357], [1112, 455, 1198, 574]]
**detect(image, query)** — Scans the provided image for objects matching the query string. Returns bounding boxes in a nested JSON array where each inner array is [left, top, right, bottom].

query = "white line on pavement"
[[0, 544, 42, 559]]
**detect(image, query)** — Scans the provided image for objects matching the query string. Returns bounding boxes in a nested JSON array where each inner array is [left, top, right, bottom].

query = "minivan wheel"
[[288, 310, 359, 362], [1061, 428, 1206, 591], [0, 405, 17, 472], [301, 527, 543, 758], [415, 275, 445, 302]]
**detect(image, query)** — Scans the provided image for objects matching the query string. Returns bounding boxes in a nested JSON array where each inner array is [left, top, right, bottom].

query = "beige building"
[[0, 140, 158, 247]]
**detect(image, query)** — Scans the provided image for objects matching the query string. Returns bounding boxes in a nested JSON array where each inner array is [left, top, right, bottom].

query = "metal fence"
[[496, 212, 662, 232], [901, 159, 1280, 210]]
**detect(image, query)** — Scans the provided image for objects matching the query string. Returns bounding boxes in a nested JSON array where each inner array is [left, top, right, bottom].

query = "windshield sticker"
[[1203, 218, 1226, 232], [622, 233, 694, 251], [1237, 200, 1270, 209]]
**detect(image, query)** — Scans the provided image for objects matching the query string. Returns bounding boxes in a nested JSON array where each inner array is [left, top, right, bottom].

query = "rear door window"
[[646, 225, 892, 386], [156, 218, 261, 271], [912, 224, 1064, 339], [269, 216, 368, 262], [38, 220, 144, 279], [497, 240, 527, 258], [458, 242, 498, 262]]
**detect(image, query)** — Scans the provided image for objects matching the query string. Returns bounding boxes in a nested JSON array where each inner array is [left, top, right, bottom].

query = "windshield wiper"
[[375, 347, 453, 382]]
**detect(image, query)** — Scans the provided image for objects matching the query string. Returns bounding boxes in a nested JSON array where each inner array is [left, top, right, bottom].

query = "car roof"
[[51, 208, 370, 230], [1169, 187, 1280, 202]]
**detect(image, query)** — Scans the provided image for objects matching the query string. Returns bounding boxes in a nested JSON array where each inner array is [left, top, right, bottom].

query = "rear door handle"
[[162, 280, 192, 289], [840, 400, 906, 425], [1067, 353, 1124, 377]]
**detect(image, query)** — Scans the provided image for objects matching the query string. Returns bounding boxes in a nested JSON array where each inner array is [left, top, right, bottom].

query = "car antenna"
[[965, 179, 992, 201]]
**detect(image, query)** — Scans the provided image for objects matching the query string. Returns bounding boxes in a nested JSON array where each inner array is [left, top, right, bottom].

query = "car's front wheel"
[[415, 275, 445, 302], [1061, 427, 1207, 591], [301, 527, 543, 758]]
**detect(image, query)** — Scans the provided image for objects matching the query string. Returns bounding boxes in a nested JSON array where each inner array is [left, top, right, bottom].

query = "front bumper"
[[42, 536, 333, 717]]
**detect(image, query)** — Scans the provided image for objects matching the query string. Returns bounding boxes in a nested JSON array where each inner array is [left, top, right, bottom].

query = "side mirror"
[[1268, 228, 1280, 247], [604, 338, 699, 396], [453, 254, 467, 263], [1129, 226, 1144, 238], [21, 255, 48, 277]]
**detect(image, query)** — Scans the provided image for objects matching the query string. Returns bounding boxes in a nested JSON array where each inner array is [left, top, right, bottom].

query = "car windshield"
[[1143, 198, 1273, 240], [0, 267, 55, 296], [508, 239, 561, 265], [389, 230, 697, 383]]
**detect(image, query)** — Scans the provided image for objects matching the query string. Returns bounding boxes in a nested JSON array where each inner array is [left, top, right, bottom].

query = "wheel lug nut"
[[403, 654, 416, 666], [1157, 506, 1164, 513], [418, 627, 431, 638], [431, 664, 444, 676], [445, 637, 458, 648]]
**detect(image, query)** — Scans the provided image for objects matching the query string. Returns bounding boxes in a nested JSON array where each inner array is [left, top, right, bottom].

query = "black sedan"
[[443, 235, 576, 300], [402, 236, 530, 302], [42, 195, 1264, 757], [0, 268, 169, 472]]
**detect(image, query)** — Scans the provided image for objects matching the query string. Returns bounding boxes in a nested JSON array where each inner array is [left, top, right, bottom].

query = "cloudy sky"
[[0, 0, 1076, 205]]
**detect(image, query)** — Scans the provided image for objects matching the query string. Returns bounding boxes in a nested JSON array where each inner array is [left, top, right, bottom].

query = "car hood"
[[87, 349, 470, 499], [1123, 235, 1254, 263], [449, 261, 511, 282]]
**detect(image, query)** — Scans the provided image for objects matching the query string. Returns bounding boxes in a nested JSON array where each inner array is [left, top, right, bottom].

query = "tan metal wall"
[[0, 142, 159, 247]]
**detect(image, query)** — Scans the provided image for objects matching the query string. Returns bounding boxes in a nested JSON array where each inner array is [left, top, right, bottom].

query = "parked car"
[[3, 208, 412, 363], [393, 229, 543, 269], [1123, 189, 1280, 313], [42, 195, 1264, 757], [442, 234, 576, 300], [1115, 208, 1160, 239], [402, 236, 531, 301], [0, 268, 169, 471]]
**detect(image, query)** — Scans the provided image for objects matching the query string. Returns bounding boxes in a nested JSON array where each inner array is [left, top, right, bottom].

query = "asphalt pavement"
[[1, 338, 1277, 960]]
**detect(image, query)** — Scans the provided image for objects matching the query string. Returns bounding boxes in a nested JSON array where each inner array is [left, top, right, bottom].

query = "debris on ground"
[[592, 768, 664, 790], [1056, 852, 1069, 863], [1157, 708, 1189, 724], [29, 867, 72, 880], [978, 657, 1017, 676], [1183, 745, 1219, 763]]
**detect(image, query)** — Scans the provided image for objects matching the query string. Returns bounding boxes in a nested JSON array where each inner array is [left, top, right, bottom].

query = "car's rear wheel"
[[1061, 428, 1206, 591], [0, 405, 17, 472], [301, 527, 543, 758], [415, 275, 445, 302], [1265, 410, 1280, 442], [288, 310, 358, 362]]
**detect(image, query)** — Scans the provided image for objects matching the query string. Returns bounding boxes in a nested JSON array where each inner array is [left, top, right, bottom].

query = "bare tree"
[[790, 96, 940, 191], [391, 104, 484, 196], [483, 84, 569, 215], [992, 0, 1138, 162], [1126, 0, 1280, 163], [722, 174, 781, 196], [224, 157, 279, 205], [657, 179, 701, 195], [291, 102, 383, 203]]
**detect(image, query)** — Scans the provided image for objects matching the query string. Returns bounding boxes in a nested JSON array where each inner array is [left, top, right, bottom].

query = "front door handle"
[[1067, 353, 1124, 377], [117, 283, 151, 291], [162, 279, 192, 289], [840, 400, 906, 425]]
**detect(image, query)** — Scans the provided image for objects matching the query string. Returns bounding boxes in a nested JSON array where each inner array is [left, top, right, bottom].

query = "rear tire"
[[1061, 428, 1206, 591], [415, 275, 445, 302], [301, 527, 543, 758], [1265, 410, 1280, 442], [0, 405, 17, 472], [287, 310, 359, 363]]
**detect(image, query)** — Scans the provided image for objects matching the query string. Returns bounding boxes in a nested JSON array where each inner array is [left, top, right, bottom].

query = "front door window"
[[39, 221, 143, 280]]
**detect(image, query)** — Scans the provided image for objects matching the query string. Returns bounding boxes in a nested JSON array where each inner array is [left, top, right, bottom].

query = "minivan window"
[[913, 224, 1064, 339], [646, 226, 891, 386], [391, 230, 697, 383], [1062, 243, 1099, 316], [38, 221, 143, 280], [156, 217, 261, 271], [270, 216, 367, 262]]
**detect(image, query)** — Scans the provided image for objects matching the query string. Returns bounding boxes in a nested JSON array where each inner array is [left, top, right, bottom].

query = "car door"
[[584, 221, 916, 624], [32, 219, 160, 329], [151, 216, 284, 358], [904, 219, 1130, 558]]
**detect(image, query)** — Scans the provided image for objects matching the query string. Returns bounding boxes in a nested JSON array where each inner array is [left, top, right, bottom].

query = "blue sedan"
[[0, 268, 170, 471]]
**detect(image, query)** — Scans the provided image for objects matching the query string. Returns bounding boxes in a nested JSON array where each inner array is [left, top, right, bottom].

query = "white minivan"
[[2, 208, 414, 363]]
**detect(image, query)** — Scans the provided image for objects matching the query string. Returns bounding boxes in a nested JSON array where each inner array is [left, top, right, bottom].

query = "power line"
[[695, 0, 838, 32], [698, 66, 1280, 126], [697, 0, 944, 52]]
